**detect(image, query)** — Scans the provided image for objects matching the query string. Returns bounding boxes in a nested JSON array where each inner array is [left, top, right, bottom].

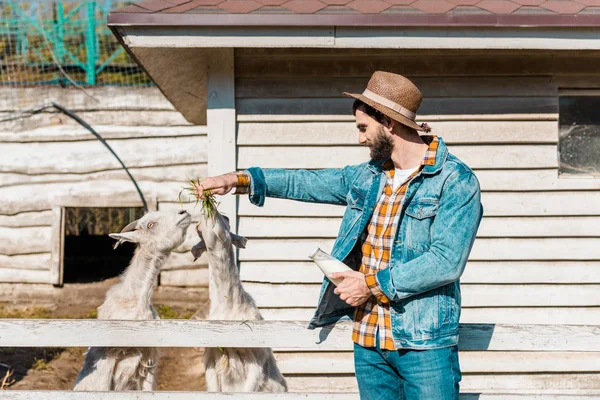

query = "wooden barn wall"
[[0, 87, 208, 285], [233, 49, 600, 393]]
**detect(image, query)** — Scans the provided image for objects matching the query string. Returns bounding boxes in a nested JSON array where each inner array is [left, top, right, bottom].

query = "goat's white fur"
[[193, 211, 287, 392], [74, 210, 191, 391]]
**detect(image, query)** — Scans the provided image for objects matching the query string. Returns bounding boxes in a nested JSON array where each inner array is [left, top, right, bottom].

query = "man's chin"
[[367, 146, 390, 161], [370, 151, 388, 161]]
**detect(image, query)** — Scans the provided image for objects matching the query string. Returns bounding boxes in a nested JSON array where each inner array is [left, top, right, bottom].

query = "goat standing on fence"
[[191, 209, 288, 392], [74, 210, 192, 391]]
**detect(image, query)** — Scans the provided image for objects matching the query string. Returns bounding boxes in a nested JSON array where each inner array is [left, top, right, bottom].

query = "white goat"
[[192, 211, 287, 392], [74, 210, 192, 391]]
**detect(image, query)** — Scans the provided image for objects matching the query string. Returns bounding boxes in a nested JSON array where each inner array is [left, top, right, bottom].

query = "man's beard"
[[367, 127, 394, 161]]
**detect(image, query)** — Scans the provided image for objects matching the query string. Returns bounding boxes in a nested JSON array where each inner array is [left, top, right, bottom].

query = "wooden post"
[[206, 48, 237, 234], [50, 206, 65, 286]]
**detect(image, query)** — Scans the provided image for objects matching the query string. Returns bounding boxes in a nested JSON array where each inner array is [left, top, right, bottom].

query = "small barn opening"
[[63, 207, 144, 283]]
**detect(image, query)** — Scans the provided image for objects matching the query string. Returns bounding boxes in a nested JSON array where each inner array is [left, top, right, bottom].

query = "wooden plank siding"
[[234, 49, 600, 78], [0, 87, 208, 283], [232, 49, 600, 392]]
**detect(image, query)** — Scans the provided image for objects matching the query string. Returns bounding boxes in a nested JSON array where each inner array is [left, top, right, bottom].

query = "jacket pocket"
[[437, 282, 459, 334], [405, 198, 438, 252], [338, 187, 365, 242], [440, 283, 450, 324], [347, 185, 366, 210]]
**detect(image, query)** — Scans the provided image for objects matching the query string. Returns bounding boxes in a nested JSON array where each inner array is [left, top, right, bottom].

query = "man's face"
[[355, 108, 394, 161]]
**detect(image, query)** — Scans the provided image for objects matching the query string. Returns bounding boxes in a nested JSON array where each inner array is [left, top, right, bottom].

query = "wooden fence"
[[1, 320, 599, 398]]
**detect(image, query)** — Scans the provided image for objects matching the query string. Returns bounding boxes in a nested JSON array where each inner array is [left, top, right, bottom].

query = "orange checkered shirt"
[[358, 136, 439, 350], [232, 136, 439, 350]]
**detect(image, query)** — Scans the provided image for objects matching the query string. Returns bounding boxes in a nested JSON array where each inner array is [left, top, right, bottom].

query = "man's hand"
[[329, 271, 372, 307], [193, 173, 238, 199]]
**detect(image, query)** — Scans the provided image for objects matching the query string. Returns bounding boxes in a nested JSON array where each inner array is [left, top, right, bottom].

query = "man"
[[194, 71, 483, 399]]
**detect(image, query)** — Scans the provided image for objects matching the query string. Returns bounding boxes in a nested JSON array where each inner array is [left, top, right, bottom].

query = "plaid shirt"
[[358, 136, 439, 350], [233, 136, 439, 350]]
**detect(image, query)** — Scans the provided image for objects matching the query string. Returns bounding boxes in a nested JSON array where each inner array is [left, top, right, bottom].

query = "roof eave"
[[108, 12, 600, 28]]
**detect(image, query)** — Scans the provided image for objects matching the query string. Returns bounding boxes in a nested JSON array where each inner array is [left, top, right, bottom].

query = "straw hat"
[[344, 71, 431, 132]]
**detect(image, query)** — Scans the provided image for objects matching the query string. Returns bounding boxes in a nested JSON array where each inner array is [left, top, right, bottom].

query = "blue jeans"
[[354, 336, 462, 400]]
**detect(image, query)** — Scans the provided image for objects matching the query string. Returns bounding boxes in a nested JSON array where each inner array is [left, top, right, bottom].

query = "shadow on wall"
[[458, 323, 495, 351], [459, 323, 496, 400], [235, 96, 556, 116]]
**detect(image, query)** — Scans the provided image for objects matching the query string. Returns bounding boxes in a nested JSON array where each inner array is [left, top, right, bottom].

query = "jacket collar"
[[422, 136, 448, 175], [366, 158, 387, 173]]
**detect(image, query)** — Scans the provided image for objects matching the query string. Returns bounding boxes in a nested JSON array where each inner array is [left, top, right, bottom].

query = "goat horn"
[[120, 220, 139, 233]]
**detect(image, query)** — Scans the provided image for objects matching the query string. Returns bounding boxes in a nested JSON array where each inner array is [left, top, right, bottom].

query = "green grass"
[[31, 358, 50, 371], [178, 177, 201, 209], [155, 305, 195, 320], [0, 304, 50, 319], [178, 177, 220, 219], [155, 305, 180, 319], [30, 349, 61, 371], [200, 191, 219, 219]]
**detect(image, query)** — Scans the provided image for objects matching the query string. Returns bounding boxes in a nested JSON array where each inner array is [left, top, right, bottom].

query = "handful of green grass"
[[178, 177, 219, 219], [200, 191, 219, 219]]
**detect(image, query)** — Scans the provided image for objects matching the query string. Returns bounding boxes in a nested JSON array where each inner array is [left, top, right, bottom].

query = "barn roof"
[[107, 0, 600, 126], [109, 0, 600, 27]]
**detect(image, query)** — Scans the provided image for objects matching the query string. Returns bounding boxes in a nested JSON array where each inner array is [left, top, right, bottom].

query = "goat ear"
[[109, 231, 139, 250], [230, 233, 248, 249], [191, 239, 207, 262], [220, 214, 231, 231]]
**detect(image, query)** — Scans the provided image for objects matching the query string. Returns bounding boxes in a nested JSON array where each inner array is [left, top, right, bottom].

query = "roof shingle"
[[109, 0, 600, 26]]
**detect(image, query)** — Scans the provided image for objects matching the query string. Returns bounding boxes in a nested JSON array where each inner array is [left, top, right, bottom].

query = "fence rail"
[[0, 320, 599, 351], [2, 320, 600, 398], [1, 392, 599, 400]]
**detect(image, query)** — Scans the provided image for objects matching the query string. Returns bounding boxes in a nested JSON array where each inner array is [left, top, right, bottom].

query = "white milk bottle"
[[308, 246, 352, 286]]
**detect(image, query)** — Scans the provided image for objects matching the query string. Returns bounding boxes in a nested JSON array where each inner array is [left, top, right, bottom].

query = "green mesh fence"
[[0, 0, 151, 88]]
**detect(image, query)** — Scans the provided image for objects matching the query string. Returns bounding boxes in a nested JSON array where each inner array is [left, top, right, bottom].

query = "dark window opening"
[[63, 207, 144, 283], [559, 95, 600, 177]]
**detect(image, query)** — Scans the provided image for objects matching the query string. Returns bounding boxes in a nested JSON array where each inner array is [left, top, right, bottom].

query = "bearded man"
[[194, 71, 483, 399]]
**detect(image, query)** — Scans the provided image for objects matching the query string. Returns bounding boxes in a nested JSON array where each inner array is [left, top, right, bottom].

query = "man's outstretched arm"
[[195, 166, 358, 207]]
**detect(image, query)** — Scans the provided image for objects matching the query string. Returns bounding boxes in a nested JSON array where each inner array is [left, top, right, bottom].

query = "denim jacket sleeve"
[[375, 171, 483, 301], [245, 166, 357, 207]]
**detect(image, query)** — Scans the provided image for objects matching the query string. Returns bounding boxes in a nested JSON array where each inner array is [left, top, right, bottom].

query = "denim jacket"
[[245, 137, 483, 349]]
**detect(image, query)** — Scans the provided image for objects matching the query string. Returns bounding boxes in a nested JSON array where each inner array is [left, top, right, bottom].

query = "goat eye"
[[147, 222, 154, 229]]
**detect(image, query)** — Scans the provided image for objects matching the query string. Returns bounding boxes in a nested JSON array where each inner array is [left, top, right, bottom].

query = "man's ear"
[[383, 116, 394, 131], [109, 231, 139, 250]]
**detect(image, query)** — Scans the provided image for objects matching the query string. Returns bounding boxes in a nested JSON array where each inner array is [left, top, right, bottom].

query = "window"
[[558, 93, 600, 177], [62, 207, 144, 283]]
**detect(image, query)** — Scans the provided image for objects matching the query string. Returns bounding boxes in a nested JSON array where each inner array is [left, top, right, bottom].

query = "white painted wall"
[[232, 48, 600, 393], [0, 87, 208, 285]]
